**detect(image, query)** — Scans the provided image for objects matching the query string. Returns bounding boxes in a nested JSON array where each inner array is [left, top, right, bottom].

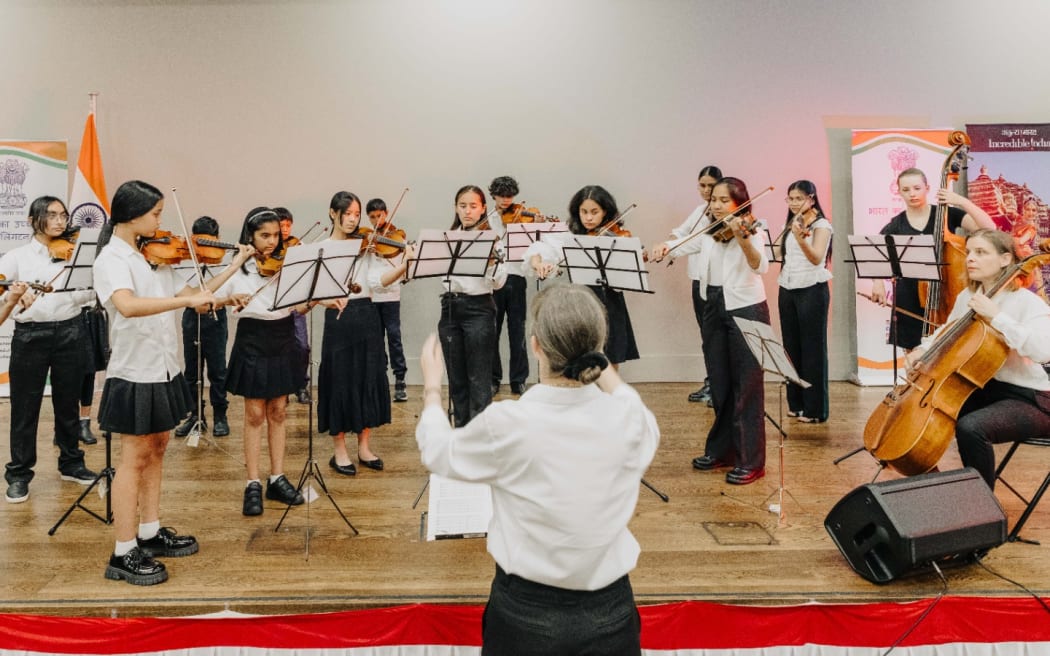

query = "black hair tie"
[[562, 351, 609, 381]]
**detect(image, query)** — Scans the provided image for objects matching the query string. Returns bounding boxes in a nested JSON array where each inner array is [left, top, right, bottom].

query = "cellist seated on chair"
[[904, 229, 1050, 489]]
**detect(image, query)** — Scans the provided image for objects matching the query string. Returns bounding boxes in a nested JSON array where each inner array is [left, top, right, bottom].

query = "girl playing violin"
[[317, 192, 412, 476], [871, 168, 995, 350], [905, 229, 1050, 488], [687, 177, 770, 485], [94, 180, 249, 585], [650, 164, 722, 404], [2, 196, 97, 504], [219, 207, 308, 516], [777, 180, 832, 423], [528, 185, 640, 368], [439, 185, 507, 427]]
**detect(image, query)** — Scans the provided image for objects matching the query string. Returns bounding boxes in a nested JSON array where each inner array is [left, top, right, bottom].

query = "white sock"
[[247, 479, 261, 488], [138, 520, 160, 540], [268, 474, 283, 484], [114, 539, 138, 557]]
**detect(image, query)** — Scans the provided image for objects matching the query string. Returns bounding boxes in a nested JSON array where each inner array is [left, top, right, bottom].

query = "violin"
[[588, 222, 631, 238], [191, 234, 240, 265], [48, 227, 80, 262], [139, 230, 191, 266], [501, 203, 559, 224], [0, 274, 52, 293], [658, 187, 774, 261], [361, 223, 410, 258], [255, 245, 285, 278], [712, 213, 760, 243], [864, 239, 1050, 475]]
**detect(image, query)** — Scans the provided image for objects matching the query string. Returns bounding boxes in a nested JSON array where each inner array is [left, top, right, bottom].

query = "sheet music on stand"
[[425, 473, 492, 541], [846, 234, 940, 282], [561, 234, 652, 293], [271, 240, 360, 311], [407, 229, 499, 281], [733, 317, 809, 389], [503, 222, 568, 263], [51, 229, 101, 291]]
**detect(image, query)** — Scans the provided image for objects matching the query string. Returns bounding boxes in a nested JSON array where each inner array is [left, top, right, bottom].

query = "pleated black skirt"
[[317, 300, 391, 435], [98, 374, 191, 435], [588, 284, 640, 364], [227, 315, 306, 399]]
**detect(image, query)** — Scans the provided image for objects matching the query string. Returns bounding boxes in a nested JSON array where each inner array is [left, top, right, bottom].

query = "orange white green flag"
[[68, 110, 109, 228]]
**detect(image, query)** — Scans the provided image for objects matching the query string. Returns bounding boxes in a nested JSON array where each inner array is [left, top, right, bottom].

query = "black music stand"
[[504, 222, 568, 268], [733, 317, 809, 527], [559, 234, 667, 502], [561, 234, 653, 294], [836, 234, 940, 467], [762, 226, 781, 264], [48, 229, 113, 534], [408, 229, 500, 509], [270, 240, 362, 551], [172, 260, 227, 449]]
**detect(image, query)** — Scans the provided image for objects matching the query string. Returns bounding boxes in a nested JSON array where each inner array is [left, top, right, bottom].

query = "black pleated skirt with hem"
[[227, 315, 306, 400], [317, 300, 391, 435], [98, 374, 192, 435], [588, 284, 640, 364]]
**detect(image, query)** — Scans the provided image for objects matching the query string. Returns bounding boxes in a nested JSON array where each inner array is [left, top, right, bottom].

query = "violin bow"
[[171, 188, 217, 319]]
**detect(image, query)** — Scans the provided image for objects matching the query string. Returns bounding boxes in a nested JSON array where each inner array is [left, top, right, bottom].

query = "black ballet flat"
[[329, 456, 356, 476], [358, 455, 384, 471]]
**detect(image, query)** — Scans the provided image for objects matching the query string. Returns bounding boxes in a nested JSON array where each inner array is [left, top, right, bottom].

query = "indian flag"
[[68, 112, 109, 229]]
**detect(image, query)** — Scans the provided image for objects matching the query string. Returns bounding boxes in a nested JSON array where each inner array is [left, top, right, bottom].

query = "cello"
[[863, 238, 1050, 475], [918, 130, 972, 336]]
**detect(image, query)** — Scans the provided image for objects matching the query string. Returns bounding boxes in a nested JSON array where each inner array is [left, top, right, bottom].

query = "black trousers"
[[181, 307, 229, 415], [778, 282, 830, 421], [956, 380, 1050, 488], [701, 286, 768, 471], [492, 274, 529, 386], [439, 293, 496, 427], [692, 280, 709, 379], [5, 318, 87, 484], [482, 565, 641, 656], [375, 300, 407, 380]]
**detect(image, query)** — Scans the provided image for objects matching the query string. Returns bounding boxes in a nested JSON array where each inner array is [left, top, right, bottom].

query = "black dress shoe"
[[212, 414, 230, 437], [5, 480, 28, 504], [510, 382, 526, 395], [266, 475, 304, 505], [104, 547, 168, 586], [329, 456, 356, 476], [79, 419, 98, 445], [242, 481, 263, 516], [358, 455, 384, 471], [394, 379, 408, 402], [60, 465, 98, 485], [174, 414, 204, 437], [726, 467, 765, 485], [138, 527, 199, 557], [692, 455, 728, 471]]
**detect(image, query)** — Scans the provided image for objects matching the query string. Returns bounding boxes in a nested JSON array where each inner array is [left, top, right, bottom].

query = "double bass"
[[918, 131, 972, 336], [863, 239, 1050, 475]]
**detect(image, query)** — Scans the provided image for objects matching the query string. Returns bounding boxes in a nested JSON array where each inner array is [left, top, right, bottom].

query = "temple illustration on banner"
[[968, 164, 1049, 297]]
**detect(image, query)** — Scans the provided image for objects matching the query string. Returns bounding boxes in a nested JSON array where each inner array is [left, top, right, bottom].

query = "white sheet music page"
[[425, 473, 492, 541]]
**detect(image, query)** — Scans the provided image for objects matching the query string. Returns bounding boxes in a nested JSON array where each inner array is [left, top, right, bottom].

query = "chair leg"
[[1007, 472, 1050, 545]]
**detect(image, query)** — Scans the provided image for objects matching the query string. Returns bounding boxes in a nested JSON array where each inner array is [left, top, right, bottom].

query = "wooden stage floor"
[[1, 382, 1047, 617]]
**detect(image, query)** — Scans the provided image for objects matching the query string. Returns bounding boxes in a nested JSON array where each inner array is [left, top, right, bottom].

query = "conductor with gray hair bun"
[[416, 284, 660, 655]]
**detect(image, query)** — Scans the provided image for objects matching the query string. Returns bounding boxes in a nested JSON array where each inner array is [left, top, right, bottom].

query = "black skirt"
[[317, 301, 391, 435], [98, 374, 191, 435], [588, 285, 640, 364], [227, 315, 306, 399]]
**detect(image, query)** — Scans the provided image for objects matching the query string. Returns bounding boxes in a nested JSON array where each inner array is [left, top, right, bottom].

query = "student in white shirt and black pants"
[[417, 284, 659, 654], [439, 185, 507, 427], [685, 177, 770, 486], [1, 197, 97, 504], [94, 180, 249, 585]]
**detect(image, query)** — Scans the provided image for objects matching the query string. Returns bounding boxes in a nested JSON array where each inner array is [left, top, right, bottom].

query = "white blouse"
[[0, 238, 93, 323], [668, 203, 710, 281], [920, 286, 1050, 392], [416, 382, 660, 591], [216, 259, 294, 321], [778, 217, 833, 290], [93, 237, 183, 383]]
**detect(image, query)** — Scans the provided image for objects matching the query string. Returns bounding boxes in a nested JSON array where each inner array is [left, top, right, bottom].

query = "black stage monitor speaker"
[[825, 468, 1006, 584]]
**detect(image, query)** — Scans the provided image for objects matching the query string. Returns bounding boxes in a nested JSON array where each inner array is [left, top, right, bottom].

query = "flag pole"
[[89, 92, 98, 116]]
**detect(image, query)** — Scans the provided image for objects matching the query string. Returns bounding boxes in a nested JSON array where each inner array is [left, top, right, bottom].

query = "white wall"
[[4, 0, 1049, 383]]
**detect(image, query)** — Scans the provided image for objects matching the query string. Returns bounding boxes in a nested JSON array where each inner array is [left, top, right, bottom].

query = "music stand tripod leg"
[[49, 431, 115, 535]]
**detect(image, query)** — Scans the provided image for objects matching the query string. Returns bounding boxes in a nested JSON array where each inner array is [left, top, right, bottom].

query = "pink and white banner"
[[850, 129, 952, 386]]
